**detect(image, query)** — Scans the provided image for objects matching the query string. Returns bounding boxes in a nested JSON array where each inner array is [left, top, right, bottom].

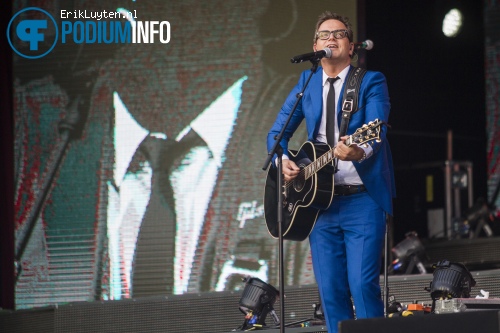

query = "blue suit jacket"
[[267, 65, 396, 215]]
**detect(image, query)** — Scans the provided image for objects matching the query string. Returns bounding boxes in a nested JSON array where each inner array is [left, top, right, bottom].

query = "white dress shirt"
[[317, 65, 372, 185]]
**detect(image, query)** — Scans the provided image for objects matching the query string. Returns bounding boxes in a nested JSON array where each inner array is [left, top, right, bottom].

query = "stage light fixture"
[[442, 8, 463, 37], [391, 231, 427, 274], [237, 277, 280, 330], [427, 260, 476, 300]]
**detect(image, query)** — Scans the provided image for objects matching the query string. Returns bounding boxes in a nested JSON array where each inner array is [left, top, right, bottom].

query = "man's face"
[[313, 19, 353, 63]]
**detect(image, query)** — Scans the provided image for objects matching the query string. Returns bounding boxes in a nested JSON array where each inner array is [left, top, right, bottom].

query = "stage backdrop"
[[11, 0, 357, 309]]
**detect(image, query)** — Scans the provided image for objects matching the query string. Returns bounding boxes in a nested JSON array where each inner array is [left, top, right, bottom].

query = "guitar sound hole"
[[293, 173, 305, 192]]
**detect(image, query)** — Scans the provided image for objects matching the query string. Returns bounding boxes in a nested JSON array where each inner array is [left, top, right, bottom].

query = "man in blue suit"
[[267, 11, 396, 333]]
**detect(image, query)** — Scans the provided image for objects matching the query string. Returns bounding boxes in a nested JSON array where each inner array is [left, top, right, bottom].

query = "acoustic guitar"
[[264, 119, 382, 241]]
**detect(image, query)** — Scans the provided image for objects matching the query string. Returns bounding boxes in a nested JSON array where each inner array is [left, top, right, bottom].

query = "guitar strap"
[[338, 66, 367, 138]]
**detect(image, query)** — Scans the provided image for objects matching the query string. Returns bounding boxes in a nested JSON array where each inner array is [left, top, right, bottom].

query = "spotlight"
[[237, 277, 280, 330], [427, 260, 476, 300], [442, 8, 463, 37], [391, 232, 427, 274]]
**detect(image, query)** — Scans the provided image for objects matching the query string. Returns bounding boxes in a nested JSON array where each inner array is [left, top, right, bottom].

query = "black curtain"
[[1, 1, 15, 310]]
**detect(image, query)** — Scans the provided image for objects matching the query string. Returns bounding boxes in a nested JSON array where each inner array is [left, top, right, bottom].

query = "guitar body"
[[264, 119, 382, 241], [264, 141, 335, 241]]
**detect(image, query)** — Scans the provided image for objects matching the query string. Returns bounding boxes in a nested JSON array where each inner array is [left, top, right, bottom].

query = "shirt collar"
[[322, 65, 351, 86]]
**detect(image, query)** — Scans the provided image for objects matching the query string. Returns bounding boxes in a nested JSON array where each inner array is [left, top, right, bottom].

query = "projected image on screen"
[[13, 0, 356, 308], [109, 77, 247, 297]]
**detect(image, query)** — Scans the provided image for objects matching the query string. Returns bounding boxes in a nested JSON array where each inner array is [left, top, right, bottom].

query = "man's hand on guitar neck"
[[334, 136, 366, 162], [281, 158, 300, 182]]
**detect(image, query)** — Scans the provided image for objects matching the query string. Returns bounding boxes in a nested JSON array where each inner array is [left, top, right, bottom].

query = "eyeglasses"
[[316, 29, 349, 40]]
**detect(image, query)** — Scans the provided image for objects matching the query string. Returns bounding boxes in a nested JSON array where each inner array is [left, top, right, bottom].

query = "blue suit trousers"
[[309, 191, 386, 333]]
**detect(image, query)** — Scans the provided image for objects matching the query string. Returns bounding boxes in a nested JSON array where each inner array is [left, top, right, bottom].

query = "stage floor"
[[2, 268, 500, 333]]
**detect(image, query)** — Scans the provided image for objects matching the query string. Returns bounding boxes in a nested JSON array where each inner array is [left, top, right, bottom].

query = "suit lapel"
[[309, 69, 324, 139]]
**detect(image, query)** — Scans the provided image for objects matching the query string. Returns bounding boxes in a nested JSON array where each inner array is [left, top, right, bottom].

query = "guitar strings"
[[281, 119, 381, 190], [282, 154, 335, 190]]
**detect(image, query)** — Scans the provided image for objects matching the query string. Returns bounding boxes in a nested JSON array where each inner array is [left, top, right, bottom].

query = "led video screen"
[[11, 0, 357, 308]]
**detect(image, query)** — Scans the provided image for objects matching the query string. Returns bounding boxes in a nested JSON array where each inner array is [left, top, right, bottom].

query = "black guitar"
[[264, 119, 383, 241]]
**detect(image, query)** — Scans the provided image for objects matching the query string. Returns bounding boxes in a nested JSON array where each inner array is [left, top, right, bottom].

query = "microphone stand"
[[383, 214, 392, 317], [15, 93, 90, 282], [262, 59, 320, 333]]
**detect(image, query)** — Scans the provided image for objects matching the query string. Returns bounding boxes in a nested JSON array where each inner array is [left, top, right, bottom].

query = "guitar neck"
[[344, 135, 355, 147], [303, 138, 352, 180], [303, 146, 335, 180], [302, 119, 382, 180]]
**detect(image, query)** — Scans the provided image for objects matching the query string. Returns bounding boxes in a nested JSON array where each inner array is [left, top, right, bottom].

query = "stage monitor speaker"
[[339, 310, 500, 333]]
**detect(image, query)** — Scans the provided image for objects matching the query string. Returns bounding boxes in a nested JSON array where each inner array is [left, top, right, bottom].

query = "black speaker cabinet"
[[339, 310, 500, 333]]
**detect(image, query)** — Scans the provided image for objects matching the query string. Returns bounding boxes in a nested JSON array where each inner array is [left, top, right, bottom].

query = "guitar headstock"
[[349, 119, 382, 147]]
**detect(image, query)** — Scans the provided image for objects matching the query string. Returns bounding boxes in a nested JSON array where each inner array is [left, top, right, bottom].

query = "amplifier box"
[[434, 298, 500, 314]]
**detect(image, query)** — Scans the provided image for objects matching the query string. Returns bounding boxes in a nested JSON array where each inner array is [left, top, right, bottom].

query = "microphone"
[[354, 39, 374, 50], [290, 48, 332, 64]]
